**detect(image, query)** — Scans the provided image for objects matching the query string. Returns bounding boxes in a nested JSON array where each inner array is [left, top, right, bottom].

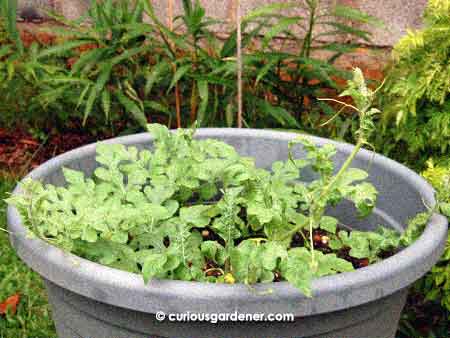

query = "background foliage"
[[0, 0, 378, 135], [379, 0, 450, 167], [418, 159, 450, 310]]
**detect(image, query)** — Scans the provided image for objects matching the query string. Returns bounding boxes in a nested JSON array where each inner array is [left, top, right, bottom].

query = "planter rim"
[[7, 129, 448, 316]]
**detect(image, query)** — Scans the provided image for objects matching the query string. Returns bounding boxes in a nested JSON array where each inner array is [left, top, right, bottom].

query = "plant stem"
[[280, 138, 364, 242], [190, 80, 198, 123], [319, 140, 363, 200], [175, 84, 182, 128], [306, 137, 362, 268], [301, 0, 317, 58], [308, 217, 316, 265]]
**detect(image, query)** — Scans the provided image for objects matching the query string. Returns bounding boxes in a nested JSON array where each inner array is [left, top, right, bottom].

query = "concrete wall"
[[17, 0, 428, 47]]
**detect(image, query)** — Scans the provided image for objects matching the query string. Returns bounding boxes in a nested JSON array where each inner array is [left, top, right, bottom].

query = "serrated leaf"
[[142, 253, 167, 283], [63, 168, 85, 186], [111, 231, 129, 244], [319, 216, 338, 234], [201, 241, 227, 265], [180, 205, 211, 227], [281, 248, 314, 297], [82, 227, 98, 243], [261, 242, 287, 270], [349, 182, 378, 217], [315, 252, 354, 277]]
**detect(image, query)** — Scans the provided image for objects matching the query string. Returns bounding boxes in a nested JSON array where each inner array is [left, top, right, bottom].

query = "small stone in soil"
[[290, 232, 304, 248], [206, 270, 222, 277], [163, 236, 170, 247], [273, 271, 282, 282]]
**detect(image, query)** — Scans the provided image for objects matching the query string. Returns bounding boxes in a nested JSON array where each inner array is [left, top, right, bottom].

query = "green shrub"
[[251, 0, 383, 137], [0, 0, 378, 133], [0, 3, 41, 129], [380, 0, 450, 165], [34, 0, 156, 131], [417, 158, 450, 311]]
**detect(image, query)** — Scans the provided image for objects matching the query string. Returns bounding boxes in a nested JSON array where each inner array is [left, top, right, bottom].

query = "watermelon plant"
[[5, 70, 418, 296]]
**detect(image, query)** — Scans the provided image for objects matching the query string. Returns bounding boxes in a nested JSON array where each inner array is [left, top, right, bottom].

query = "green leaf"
[[318, 22, 372, 42], [211, 217, 242, 243], [337, 168, 369, 187], [340, 231, 371, 259], [142, 253, 167, 283], [199, 182, 218, 200], [95, 63, 113, 93], [319, 216, 338, 234], [101, 90, 111, 120], [167, 64, 191, 94], [440, 202, 450, 217], [144, 100, 171, 115], [261, 242, 287, 270], [38, 40, 93, 59], [83, 87, 97, 125], [349, 182, 378, 217], [144, 61, 170, 95], [110, 45, 149, 65], [281, 248, 314, 296], [243, 3, 296, 22], [315, 252, 354, 277], [144, 185, 176, 205], [77, 84, 92, 108], [1, 0, 23, 53], [262, 17, 299, 47], [70, 48, 105, 75], [201, 241, 227, 265], [332, 5, 384, 28], [247, 204, 274, 225], [115, 91, 147, 128], [179, 205, 211, 227], [230, 240, 260, 284], [400, 212, 430, 246], [82, 227, 98, 243], [197, 79, 209, 125], [255, 58, 277, 86], [257, 99, 299, 127], [111, 231, 129, 244], [147, 123, 170, 141], [62, 168, 85, 186]]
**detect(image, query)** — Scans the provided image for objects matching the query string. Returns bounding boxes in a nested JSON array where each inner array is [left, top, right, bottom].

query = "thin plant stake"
[[168, 0, 182, 128], [236, 0, 243, 128]]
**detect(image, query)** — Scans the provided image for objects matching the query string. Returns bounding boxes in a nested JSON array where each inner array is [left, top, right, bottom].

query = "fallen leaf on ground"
[[0, 294, 20, 316]]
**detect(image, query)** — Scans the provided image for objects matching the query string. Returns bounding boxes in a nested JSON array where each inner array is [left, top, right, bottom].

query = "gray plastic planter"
[[7, 129, 448, 338]]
